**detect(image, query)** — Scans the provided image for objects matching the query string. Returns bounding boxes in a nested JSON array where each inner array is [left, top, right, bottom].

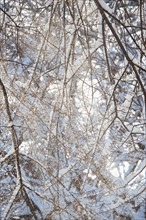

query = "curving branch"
[[0, 79, 40, 219], [0, 79, 22, 185]]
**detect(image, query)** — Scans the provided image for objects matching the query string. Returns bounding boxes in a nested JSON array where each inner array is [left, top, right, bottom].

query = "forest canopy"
[[0, 0, 146, 219]]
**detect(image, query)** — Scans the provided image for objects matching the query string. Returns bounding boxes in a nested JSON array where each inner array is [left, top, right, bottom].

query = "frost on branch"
[[0, 0, 145, 219]]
